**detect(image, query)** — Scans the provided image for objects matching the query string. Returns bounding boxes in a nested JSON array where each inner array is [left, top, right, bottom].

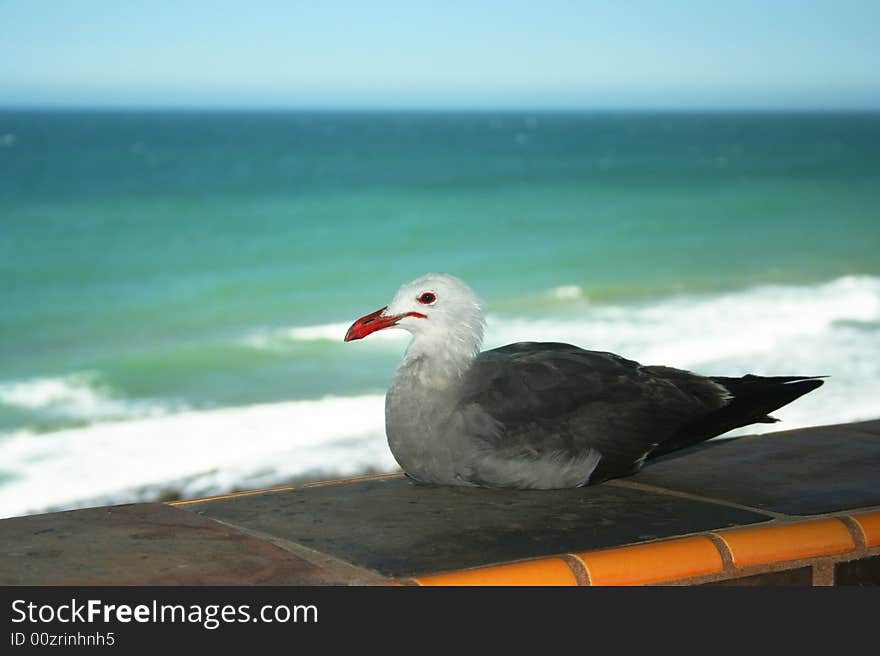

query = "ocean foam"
[[0, 373, 172, 420], [241, 321, 407, 349], [487, 275, 880, 366], [0, 394, 393, 519], [548, 285, 585, 301]]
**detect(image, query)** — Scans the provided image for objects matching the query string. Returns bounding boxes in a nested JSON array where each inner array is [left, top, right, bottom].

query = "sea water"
[[1, 110, 878, 517]]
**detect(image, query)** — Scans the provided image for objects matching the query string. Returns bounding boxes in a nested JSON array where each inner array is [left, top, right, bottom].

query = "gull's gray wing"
[[455, 342, 729, 486]]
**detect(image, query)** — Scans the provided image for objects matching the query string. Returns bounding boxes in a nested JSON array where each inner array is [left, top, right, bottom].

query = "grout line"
[[813, 562, 835, 586], [561, 554, 592, 586], [706, 532, 736, 571], [840, 515, 868, 552], [606, 479, 787, 519]]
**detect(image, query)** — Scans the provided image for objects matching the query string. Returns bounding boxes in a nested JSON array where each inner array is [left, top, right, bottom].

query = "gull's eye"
[[417, 292, 437, 305]]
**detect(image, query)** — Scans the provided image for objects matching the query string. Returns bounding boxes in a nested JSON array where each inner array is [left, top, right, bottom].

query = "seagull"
[[344, 273, 823, 489]]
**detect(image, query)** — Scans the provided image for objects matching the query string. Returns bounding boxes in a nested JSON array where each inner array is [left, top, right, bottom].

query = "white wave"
[[0, 374, 101, 410], [487, 276, 880, 362], [548, 285, 585, 301], [0, 394, 395, 519], [0, 373, 172, 420], [241, 322, 351, 346], [241, 320, 407, 348]]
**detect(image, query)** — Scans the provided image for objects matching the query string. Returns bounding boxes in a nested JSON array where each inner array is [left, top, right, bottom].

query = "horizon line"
[[2, 103, 880, 114]]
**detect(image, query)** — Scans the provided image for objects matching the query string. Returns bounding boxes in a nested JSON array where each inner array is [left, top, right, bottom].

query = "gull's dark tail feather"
[[649, 374, 826, 458]]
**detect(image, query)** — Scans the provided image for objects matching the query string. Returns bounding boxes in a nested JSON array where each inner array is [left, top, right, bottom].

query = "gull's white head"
[[344, 273, 486, 360]]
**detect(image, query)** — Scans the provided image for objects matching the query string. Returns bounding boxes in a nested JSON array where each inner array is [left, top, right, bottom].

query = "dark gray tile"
[[633, 421, 880, 515], [184, 477, 767, 578]]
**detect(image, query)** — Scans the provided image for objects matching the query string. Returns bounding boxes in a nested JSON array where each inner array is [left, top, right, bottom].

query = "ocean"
[[1, 109, 878, 518]]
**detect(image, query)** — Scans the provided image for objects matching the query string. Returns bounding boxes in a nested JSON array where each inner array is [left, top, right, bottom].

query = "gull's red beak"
[[344, 306, 427, 342], [345, 307, 397, 342]]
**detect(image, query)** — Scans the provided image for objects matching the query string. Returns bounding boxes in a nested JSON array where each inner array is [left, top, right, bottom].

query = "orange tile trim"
[[850, 511, 880, 548], [713, 518, 855, 568], [409, 514, 875, 586], [169, 485, 300, 506], [302, 472, 404, 488], [415, 557, 579, 586], [571, 535, 724, 586], [169, 472, 404, 506]]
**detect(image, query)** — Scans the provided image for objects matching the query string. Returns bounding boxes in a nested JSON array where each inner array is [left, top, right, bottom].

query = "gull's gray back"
[[386, 342, 729, 489]]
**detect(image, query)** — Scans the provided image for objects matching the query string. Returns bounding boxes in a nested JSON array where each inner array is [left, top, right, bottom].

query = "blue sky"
[[1, 0, 878, 109]]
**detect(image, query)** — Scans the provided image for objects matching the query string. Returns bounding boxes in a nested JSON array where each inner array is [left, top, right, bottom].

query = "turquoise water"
[[1, 110, 879, 515]]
